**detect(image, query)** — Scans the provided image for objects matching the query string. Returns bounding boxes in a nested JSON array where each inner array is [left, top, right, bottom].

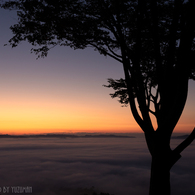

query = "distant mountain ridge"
[[0, 133, 136, 139], [171, 134, 189, 139]]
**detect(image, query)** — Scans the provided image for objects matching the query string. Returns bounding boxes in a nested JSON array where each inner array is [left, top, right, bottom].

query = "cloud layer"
[[0, 134, 195, 195]]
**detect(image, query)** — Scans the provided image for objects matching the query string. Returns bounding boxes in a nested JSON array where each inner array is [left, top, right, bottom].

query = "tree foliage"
[[103, 78, 129, 106]]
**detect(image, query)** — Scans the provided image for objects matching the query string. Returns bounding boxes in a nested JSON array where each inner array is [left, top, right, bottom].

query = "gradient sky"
[[0, 8, 194, 135]]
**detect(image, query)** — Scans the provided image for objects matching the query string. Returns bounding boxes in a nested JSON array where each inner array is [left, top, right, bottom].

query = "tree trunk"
[[145, 131, 182, 195], [149, 156, 171, 195]]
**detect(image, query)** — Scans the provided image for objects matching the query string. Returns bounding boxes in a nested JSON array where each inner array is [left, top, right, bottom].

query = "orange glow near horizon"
[[0, 94, 141, 135], [0, 82, 194, 135], [0, 93, 194, 135], [0, 9, 194, 136]]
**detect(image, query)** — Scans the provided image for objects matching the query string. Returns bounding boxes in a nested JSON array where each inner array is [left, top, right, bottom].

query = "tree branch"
[[166, 0, 182, 68], [121, 59, 145, 131], [90, 43, 123, 63], [173, 128, 195, 155], [149, 109, 156, 116], [107, 44, 122, 59], [150, 0, 163, 94], [147, 81, 152, 109]]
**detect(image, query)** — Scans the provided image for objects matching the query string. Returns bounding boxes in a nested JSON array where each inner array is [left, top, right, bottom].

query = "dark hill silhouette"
[[0, 133, 135, 139]]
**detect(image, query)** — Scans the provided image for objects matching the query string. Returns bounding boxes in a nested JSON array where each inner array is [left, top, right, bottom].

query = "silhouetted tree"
[[1, 0, 195, 194]]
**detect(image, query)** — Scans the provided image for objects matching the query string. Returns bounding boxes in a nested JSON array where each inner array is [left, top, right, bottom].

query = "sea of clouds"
[[0, 133, 195, 195]]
